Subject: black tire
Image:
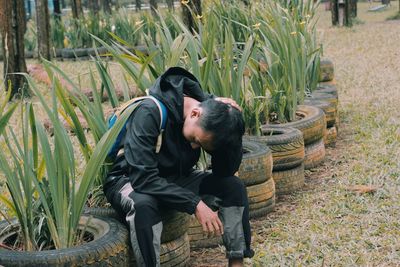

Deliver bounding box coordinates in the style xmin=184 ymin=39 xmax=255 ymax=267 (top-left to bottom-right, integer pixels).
xmin=188 ymin=217 xmax=223 ymax=248
xmin=247 ymin=178 xmax=275 ymax=219
xmin=304 ymin=98 xmax=337 ymax=128
xmin=262 ymin=105 xmax=326 ymax=146
xmin=239 ymin=139 xmax=273 ymax=186
xmin=319 ymin=59 xmax=334 ymax=82
xmin=316 ymin=84 xmax=338 ymax=97
xmin=311 ymin=92 xmax=338 ymax=108
xmin=255 ymin=127 xmax=305 ymax=171
xmin=0 ymin=215 xmax=130 ymax=267
xmin=84 ymin=207 xmax=189 ymax=244
xmin=249 ymin=197 xmax=275 ymax=219
xmin=159 ymin=234 xmax=190 ymax=267
xmin=273 ymin=163 xmax=305 ymax=195
xmin=304 ymin=138 xmax=326 ymax=170
xmin=325 ymin=126 xmax=337 ymax=147
xmin=129 ymin=233 xmax=190 ymax=267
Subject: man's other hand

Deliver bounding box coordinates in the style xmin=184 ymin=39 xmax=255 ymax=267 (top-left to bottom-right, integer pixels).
xmin=195 ymin=200 xmax=224 ymax=237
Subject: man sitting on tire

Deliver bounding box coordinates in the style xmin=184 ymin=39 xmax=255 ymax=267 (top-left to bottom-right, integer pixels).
xmin=104 ymin=67 xmax=253 ymax=267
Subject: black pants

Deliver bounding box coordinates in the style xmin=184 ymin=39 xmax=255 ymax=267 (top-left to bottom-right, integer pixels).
xmin=104 ymin=170 xmax=253 ymax=266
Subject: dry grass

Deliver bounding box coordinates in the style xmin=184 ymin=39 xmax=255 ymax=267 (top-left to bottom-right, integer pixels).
xmin=248 ymin=2 xmax=400 ymax=266
xmin=1 ymin=2 xmax=400 ymax=266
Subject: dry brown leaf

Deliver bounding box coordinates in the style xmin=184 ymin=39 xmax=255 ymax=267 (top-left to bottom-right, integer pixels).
xmin=345 ymin=185 xmax=379 ymax=194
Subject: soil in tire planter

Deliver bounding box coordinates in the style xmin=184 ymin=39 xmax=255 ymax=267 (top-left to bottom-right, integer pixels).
xmin=0 ymin=215 xmax=130 ymax=267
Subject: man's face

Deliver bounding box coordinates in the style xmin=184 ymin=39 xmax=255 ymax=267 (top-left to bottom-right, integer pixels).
xmin=182 ymin=107 xmax=214 ymax=152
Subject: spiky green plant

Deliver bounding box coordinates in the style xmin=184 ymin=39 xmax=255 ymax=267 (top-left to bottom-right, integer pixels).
xmin=0 ymin=75 xmax=139 ymax=250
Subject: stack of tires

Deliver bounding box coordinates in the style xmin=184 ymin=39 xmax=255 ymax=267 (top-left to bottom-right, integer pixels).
xmin=262 ymin=105 xmax=326 ymax=170
xmin=188 ymin=139 xmax=274 ymax=248
xmin=257 ymin=127 xmax=305 ymax=195
xmin=240 ymin=139 xmax=275 ymax=218
xmin=84 ymin=207 xmax=191 ymax=266
xmin=307 ymin=59 xmax=339 ymax=147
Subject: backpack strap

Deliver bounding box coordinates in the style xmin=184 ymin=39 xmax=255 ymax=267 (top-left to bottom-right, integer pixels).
xmin=107 ymin=96 xmax=168 ymax=158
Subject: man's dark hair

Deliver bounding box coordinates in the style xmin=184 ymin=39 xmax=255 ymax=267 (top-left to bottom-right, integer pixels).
xmin=199 ymin=99 xmax=245 ymax=150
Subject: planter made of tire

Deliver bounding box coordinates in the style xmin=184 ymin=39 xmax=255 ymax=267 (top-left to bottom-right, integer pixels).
xmin=324 ymin=125 xmax=337 ymax=147
xmin=241 ymin=139 xmax=275 ymax=218
xmin=304 ymin=139 xmax=326 ymax=169
xmin=188 ymin=216 xmax=223 ymax=249
xmin=304 ymin=98 xmax=337 ymax=128
xmin=319 ymin=59 xmax=334 ymax=82
xmin=316 ymin=84 xmax=338 ymax=97
xmin=262 ymin=105 xmax=326 ymax=170
xmin=262 ymin=105 xmax=326 ymax=146
xmin=311 ymin=92 xmax=338 ymax=109
xmin=62 ymin=48 xmax=89 ymax=59
xmin=256 ymin=127 xmax=305 ymax=172
xmin=272 ymin=163 xmax=305 ymax=195
xmin=239 ymin=139 xmax=273 ymax=186
xmin=0 ymin=215 xmax=130 ymax=267
xmin=84 ymin=207 xmax=189 ymax=244
xmin=247 ymin=178 xmax=275 ymax=218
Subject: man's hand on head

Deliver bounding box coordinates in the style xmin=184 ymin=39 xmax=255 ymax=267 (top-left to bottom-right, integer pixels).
xmin=195 ymin=200 xmax=224 ymax=237
xmin=214 ymin=97 xmax=242 ymax=112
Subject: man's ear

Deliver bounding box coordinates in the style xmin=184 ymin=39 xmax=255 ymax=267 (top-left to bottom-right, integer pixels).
xmin=190 ymin=107 xmax=202 ymax=119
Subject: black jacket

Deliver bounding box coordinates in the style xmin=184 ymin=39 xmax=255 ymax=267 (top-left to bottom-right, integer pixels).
xmin=108 ymin=67 xmax=243 ymax=215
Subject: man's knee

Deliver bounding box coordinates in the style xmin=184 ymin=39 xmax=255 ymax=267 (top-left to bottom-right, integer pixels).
xmin=222 ymin=176 xmax=247 ymax=207
xmin=129 ymin=192 xmax=161 ymax=226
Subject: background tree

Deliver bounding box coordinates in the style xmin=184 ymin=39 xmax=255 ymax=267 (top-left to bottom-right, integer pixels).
xmin=36 ymin=0 xmax=51 ymax=60
xmin=166 ymin=0 xmax=174 ymax=11
xmin=135 ymin=0 xmax=141 ymax=11
xmin=0 ymin=0 xmax=29 ymax=98
xmin=101 ymin=0 xmax=112 ymax=14
xmin=149 ymin=0 xmax=158 ymax=16
xmin=71 ymin=0 xmax=84 ymax=18
xmin=53 ymin=0 xmax=62 ymax=20
xmin=88 ymin=0 xmax=100 ymax=15
xmin=181 ymin=0 xmax=202 ymax=33
xmin=350 ymin=0 xmax=357 ymax=18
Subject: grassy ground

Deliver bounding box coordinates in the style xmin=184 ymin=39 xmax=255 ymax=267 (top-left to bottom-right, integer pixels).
xmin=252 ymin=2 xmax=400 ymax=266
xmin=1 ymin=2 xmax=400 ymax=266
xmin=191 ymin=2 xmax=400 ymax=266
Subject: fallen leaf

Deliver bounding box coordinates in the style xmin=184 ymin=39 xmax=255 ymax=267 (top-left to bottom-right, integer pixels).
xmin=345 ymin=185 xmax=379 ymax=194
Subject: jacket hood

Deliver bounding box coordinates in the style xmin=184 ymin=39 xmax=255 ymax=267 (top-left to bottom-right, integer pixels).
xmin=149 ymin=67 xmax=208 ymax=124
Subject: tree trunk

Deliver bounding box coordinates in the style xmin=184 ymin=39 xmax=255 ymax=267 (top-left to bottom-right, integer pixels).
xmin=71 ymin=0 xmax=84 ymax=19
xmin=181 ymin=0 xmax=202 ymax=33
xmin=166 ymin=0 xmax=174 ymax=11
xmin=350 ymin=0 xmax=357 ymax=18
xmin=101 ymin=0 xmax=112 ymax=14
xmin=149 ymin=0 xmax=158 ymax=16
xmin=0 ymin=0 xmax=29 ymax=98
xmin=331 ymin=0 xmax=338 ymax=26
xmin=36 ymin=0 xmax=51 ymax=60
xmin=135 ymin=0 xmax=141 ymax=11
xmin=53 ymin=0 xmax=62 ymax=20
xmin=88 ymin=0 xmax=100 ymax=15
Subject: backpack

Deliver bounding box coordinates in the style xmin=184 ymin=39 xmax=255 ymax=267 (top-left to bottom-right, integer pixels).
xmin=107 ymin=95 xmax=168 ymax=159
